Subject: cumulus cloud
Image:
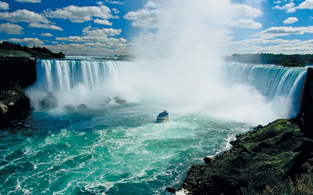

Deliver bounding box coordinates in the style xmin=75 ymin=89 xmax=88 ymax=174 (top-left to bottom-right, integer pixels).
xmin=40 ymin=33 xmax=53 ymax=37
xmin=112 ymin=8 xmax=119 ymax=14
xmin=230 ymin=19 xmax=262 ymax=29
xmin=144 ymin=1 xmax=158 ymax=8
xmin=82 ymin=26 xmax=121 ymax=36
xmin=272 ymin=2 xmax=296 ymax=13
xmin=124 ymin=9 xmax=159 ymax=28
xmin=254 ymin=26 xmax=313 ymax=39
xmin=15 ymin=0 xmax=41 ymax=3
xmin=228 ymin=38 xmax=313 ymax=54
xmin=283 ymin=17 xmax=298 ymax=24
xmin=94 ymin=19 xmax=112 ymax=25
xmin=234 ymin=4 xmax=263 ymax=18
xmin=44 ymin=5 xmax=116 ymax=23
xmin=0 ymin=9 xmax=49 ymax=23
xmin=55 ymin=26 xmax=126 ymax=46
xmin=298 ymin=0 xmax=313 ymax=9
xmin=274 ymin=1 xmax=282 ymax=3
xmin=28 ymin=23 xmax=63 ymax=31
xmin=0 ymin=23 xmax=23 ymax=34
xmin=0 ymin=1 xmax=9 ymax=10
xmin=104 ymin=0 xmax=124 ymax=5
xmin=9 ymin=38 xmax=43 ymax=46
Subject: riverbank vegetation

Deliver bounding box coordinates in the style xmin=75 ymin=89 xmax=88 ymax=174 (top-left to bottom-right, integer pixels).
xmin=0 ymin=41 xmax=65 ymax=58
xmin=225 ymin=53 xmax=312 ymax=67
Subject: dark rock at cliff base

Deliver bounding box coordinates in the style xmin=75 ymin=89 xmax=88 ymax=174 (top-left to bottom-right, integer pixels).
xmin=0 ymin=57 xmax=37 ymax=90
xmin=77 ymin=104 xmax=88 ymax=110
xmin=204 ymin=156 xmax=215 ymax=164
xmin=64 ymin=105 xmax=75 ymax=111
xmin=40 ymin=92 xmax=58 ymax=110
xmin=114 ymin=97 xmax=126 ymax=104
xmin=0 ymin=83 xmax=32 ymax=128
xmin=166 ymin=187 xmax=177 ymax=193
xmin=298 ymin=67 xmax=313 ymax=136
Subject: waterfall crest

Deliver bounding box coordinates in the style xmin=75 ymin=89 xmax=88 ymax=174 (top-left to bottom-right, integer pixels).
xmin=27 ymin=59 xmax=307 ymax=125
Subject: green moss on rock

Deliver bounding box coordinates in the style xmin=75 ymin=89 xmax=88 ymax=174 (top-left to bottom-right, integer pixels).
xmin=180 ymin=119 xmax=304 ymax=195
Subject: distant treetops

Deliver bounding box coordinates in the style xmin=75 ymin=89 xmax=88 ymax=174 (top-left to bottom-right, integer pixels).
xmin=0 ymin=41 xmax=65 ymax=59
xmin=225 ymin=53 xmax=313 ymax=67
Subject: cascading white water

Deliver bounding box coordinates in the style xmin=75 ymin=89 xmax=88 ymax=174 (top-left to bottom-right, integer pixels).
xmin=225 ymin=63 xmax=307 ymax=118
xmin=26 ymin=59 xmax=307 ymax=126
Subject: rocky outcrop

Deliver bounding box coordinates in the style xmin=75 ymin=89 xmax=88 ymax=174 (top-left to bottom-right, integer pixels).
xmin=39 ymin=92 xmax=58 ymax=110
xmin=0 ymin=57 xmax=37 ymax=128
xmin=298 ymin=67 xmax=313 ymax=135
xmin=0 ymin=57 xmax=37 ymax=89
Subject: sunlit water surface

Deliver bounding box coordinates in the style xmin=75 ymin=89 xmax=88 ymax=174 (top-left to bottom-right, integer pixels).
xmin=0 ymin=102 xmax=250 ymax=194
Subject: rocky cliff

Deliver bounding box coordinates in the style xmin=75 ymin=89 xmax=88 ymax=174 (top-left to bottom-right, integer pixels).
xmin=0 ymin=57 xmax=37 ymax=128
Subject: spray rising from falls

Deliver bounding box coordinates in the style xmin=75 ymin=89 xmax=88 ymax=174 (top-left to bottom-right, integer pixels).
xmin=27 ymin=59 xmax=307 ymax=125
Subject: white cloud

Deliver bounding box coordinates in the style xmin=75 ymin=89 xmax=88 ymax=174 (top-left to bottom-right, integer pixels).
xmin=254 ymin=26 xmax=313 ymax=39
xmin=52 ymin=41 xmax=58 ymax=44
xmin=0 ymin=23 xmax=23 ymax=34
xmin=112 ymin=8 xmax=119 ymax=14
xmin=94 ymin=19 xmax=112 ymax=25
xmin=124 ymin=9 xmax=159 ymax=28
xmin=96 ymin=1 xmax=103 ymax=5
xmin=0 ymin=1 xmax=9 ymax=10
xmin=28 ymin=23 xmax=63 ymax=31
xmin=274 ymin=1 xmax=282 ymax=3
xmin=0 ymin=9 xmax=49 ymax=23
xmin=82 ymin=26 xmax=121 ymax=36
xmin=272 ymin=2 xmax=296 ymax=13
xmin=104 ymin=0 xmax=124 ymax=5
xmin=298 ymin=0 xmax=313 ymax=9
xmin=44 ymin=5 xmax=116 ymax=23
xmin=9 ymin=38 xmax=43 ymax=46
xmin=230 ymin=19 xmax=262 ymax=29
xmin=40 ymin=33 xmax=53 ymax=37
xmin=228 ymin=38 xmax=313 ymax=54
xmin=283 ymin=17 xmax=298 ymax=24
xmin=234 ymin=4 xmax=263 ymax=18
xmin=55 ymin=26 xmax=125 ymax=45
xmin=144 ymin=1 xmax=158 ymax=8
xmin=15 ymin=0 xmax=41 ymax=3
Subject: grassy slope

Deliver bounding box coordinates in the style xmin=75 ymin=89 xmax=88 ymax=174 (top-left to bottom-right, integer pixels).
xmin=0 ymin=49 xmax=32 ymax=57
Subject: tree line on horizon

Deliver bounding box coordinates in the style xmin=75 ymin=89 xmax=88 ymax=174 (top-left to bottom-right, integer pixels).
xmin=225 ymin=53 xmax=313 ymax=67
xmin=0 ymin=41 xmax=65 ymax=59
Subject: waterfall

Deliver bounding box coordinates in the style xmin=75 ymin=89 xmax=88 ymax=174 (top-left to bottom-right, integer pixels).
xmin=225 ymin=63 xmax=307 ymax=117
xmin=33 ymin=59 xmax=138 ymax=92
xmin=27 ymin=59 xmax=308 ymax=125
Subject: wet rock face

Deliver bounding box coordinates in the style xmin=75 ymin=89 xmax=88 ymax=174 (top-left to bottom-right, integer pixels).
xmin=299 ymin=67 xmax=313 ymax=133
xmin=39 ymin=92 xmax=58 ymax=110
xmin=0 ymin=57 xmax=37 ymax=129
xmin=0 ymin=84 xmax=31 ymax=128
xmin=0 ymin=57 xmax=37 ymax=89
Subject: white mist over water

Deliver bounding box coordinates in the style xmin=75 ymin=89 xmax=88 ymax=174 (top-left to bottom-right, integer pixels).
xmin=127 ymin=0 xmax=292 ymax=125
xmin=26 ymin=0 xmax=306 ymax=126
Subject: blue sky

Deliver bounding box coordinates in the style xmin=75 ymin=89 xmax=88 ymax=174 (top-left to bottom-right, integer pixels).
xmin=0 ymin=0 xmax=313 ymax=56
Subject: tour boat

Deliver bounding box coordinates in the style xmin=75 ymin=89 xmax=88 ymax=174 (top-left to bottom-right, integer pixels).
xmin=157 ymin=111 xmax=169 ymax=123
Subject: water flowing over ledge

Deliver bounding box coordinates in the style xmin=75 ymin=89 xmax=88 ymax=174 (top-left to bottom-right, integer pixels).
xmin=27 ymin=59 xmax=307 ymax=125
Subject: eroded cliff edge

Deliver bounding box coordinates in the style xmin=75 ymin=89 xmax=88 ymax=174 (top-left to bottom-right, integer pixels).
xmin=0 ymin=57 xmax=37 ymax=128
xmin=168 ymin=68 xmax=313 ymax=195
